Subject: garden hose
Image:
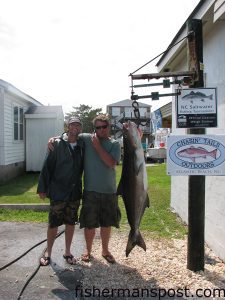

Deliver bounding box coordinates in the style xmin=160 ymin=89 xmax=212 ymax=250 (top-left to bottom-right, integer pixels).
xmin=0 ymin=229 xmax=65 ymax=299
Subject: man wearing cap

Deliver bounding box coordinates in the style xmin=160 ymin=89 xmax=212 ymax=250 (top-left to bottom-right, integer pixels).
xmin=37 ymin=117 xmax=84 ymax=266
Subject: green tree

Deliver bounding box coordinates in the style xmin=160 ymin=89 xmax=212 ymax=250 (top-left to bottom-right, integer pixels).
xmin=65 ymin=104 xmax=102 ymax=133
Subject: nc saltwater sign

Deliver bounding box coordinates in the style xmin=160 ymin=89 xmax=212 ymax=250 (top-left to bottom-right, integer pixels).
xmin=167 ymin=135 xmax=225 ymax=176
xmin=176 ymin=88 xmax=217 ymax=128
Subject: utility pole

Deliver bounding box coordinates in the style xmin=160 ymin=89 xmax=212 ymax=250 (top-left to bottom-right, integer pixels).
xmin=187 ymin=19 xmax=205 ymax=271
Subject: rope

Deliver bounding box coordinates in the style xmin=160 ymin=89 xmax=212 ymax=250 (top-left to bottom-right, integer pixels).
xmin=130 ymin=31 xmax=193 ymax=75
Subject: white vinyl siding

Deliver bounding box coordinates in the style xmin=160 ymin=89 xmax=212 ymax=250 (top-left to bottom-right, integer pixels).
xmin=25 ymin=113 xmax=64 ymax=171
xmin=3 ymin=95 xmax=29 ymax=165
xmin=0 ymin=88 xmax=4 ymax=164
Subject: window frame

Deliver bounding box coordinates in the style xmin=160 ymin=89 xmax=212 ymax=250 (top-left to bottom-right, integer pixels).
xmin=13 ymin=105 xmax=24 ymax=142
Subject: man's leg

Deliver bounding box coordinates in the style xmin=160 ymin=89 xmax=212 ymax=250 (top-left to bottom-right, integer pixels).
xmin=63 ymin=224 xmax=76 ymax=264
xmin=40 ymin=226 xmax=58 ymax=266
xmin=65 ymin=224 xmax=75 ymax=255
xmin=101 ymin=226 xmax=115 ymax=263
xmin=100 ymin=226 xmax=111 ymax=256
xmin=82 ymin=228 xmax=95 ymax=261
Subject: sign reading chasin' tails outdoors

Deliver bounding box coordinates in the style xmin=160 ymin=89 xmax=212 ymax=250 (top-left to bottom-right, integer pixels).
xmin=167 ymin=135 xmax=225 ymax=176
xmin=176 ymin=88 xmax=217 ymax=128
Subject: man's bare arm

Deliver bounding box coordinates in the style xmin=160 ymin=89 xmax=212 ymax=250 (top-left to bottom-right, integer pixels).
xmin=92 ymin=134 xmax=117 ymax=168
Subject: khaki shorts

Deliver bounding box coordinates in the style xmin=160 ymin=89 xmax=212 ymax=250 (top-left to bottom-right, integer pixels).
xmin=79 ymin=191 xmax=121 ymax=229
xmin=49 ymin=200 xmax=80 ymax=228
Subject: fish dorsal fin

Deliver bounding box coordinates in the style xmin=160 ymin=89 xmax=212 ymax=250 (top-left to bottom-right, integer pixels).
xmin=145 ymin=194 xmax=150 ymax=208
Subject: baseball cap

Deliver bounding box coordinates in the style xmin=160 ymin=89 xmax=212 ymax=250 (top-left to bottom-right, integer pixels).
xmin=68 ymin=117 xmax=82 ymax=125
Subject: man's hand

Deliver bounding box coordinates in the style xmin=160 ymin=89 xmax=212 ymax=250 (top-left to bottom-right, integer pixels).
xmin=38 ymin=192 xmax=47 ymax=199
xmin=47 ymin=137 xmax=55 ymax=151
xmin=91 ymin=133 xmax=101 ymax=150
xmin=91 ymin=133 xmax=117 ymax=168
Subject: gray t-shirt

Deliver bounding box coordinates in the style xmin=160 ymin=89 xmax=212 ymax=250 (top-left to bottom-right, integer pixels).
xmin=79 ymin=133 xmax=121 ymax=194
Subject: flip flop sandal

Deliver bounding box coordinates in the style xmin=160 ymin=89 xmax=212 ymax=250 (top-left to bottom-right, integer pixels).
xmin=40 ymin=255 xmax=51 ymax=266
xmin=81 ymin=253 xmax=92 ymax=262
xmin=63 ymin=255 xmax=76 ymax=265
xmin=102 ymin=254 xmax=116 ymax=264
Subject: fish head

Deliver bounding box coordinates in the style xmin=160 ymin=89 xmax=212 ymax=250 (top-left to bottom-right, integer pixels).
xmin=123 ymin=121 xmax=141 ymax=149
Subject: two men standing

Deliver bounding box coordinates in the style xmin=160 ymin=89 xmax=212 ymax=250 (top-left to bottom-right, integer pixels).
xmin=37 ymin=115 xmax=121 ymax=266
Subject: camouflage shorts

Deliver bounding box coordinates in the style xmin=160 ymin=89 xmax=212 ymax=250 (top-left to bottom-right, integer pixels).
xmin=49 ymin=200 xmax=80 ymax=228
xmin=79 ymin=191 xmax=121 ymax=229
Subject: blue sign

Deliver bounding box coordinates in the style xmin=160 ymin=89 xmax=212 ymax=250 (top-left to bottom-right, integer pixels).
xmin=151 ymin=109 xmax=162 ymax=131
xmin=167 ymin=135 xmax=225 ymax=176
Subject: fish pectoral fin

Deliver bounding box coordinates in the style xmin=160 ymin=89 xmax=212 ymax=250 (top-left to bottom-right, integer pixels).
xmin=146 ymin=194 xmax=150 ymax=208
xmin=134 ymin=161 xmax=142 ymax=175
xmin=126 ymin=230 xmax=146 ymax=257
xmin=116 ymin=180 xmax=123 ymax=195
xmin=134 ymin=153 xmax=144 ymax=175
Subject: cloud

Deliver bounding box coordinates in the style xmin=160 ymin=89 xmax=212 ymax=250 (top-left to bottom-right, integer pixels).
xmin=0 ymin=17 xmax=16 ymax=50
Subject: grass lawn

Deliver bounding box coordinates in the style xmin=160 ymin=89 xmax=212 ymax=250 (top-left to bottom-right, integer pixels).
xmin=0 ymin=164 xmax=187 ymax=238
xmin=0 ymin=172 xmax=40 ymax=203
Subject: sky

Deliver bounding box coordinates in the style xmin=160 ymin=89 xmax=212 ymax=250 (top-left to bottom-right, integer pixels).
xmin=0 ymin=0 xmax=200 ymax=115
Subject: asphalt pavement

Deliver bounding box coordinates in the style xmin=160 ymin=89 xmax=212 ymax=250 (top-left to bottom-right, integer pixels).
xmin=0 ymin=221 xmax=85 ymax=300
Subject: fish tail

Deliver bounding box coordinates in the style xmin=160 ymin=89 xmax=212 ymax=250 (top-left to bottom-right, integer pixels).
xmin=126 ymin=230 xmax=146 ymax=257
xmin=210 ymin=149 xmax=217 ymax=159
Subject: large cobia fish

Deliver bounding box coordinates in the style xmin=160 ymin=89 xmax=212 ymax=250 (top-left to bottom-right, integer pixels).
xmin=117 ymin=121 xmax=150 ymax=257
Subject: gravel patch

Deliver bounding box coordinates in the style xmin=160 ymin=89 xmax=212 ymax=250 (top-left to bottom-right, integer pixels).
xmin=74 ymin=229 xmax=225 ymax=299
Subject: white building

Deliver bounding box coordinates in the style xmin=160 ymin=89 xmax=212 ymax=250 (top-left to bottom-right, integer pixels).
xmin=157 ymin=0 xmax=225 ymax=261
xmin=0 ymin=79 xmax=64 ymax=183
xmin=25 ymin=106 xmax=64 ymax=172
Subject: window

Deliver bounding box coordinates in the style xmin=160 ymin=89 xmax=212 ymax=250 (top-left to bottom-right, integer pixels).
xmin=111 ymin=107 xmax=120 ymax=116
xmin=139 ymin=107 xmax=147 ymax=117
xmin=14 ymin=106 xmax=24 ymax=141
xmin=125 ymin=107 xmax=133 ymax=117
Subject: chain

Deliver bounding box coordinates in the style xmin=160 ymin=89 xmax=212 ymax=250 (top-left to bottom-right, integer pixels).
xmin=132 ymin=99 xmax=150 ymax=128
xmin=132 ymin=100 xmax=141 ymax=127
xmin=130 ymin=77 xmax=150 ymax=128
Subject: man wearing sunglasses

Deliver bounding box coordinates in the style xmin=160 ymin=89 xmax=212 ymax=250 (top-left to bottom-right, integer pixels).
xmin=47 ymin=114 xmax=121 ymax=264
xmin=79 ymin=114 xmax=121 ymax=264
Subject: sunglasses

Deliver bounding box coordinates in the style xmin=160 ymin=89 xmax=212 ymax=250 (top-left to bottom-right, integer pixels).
xmin=95 ymin=125 xmax=108 ymax=130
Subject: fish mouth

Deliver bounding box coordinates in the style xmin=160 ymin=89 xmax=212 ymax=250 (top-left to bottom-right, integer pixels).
xmin=123 ymin=120 xmax=136 ymax=131
xmin=123 ymin=123 xmax=129 ymax=130
xmin=123 ymin=120 xmax=131 ymax=130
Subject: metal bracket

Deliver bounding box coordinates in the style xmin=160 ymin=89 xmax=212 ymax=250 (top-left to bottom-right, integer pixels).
xmin=131 ymin=70 xmax=195 ymax=80
xmin=131 ymin=91 xmax=181 ymax=101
